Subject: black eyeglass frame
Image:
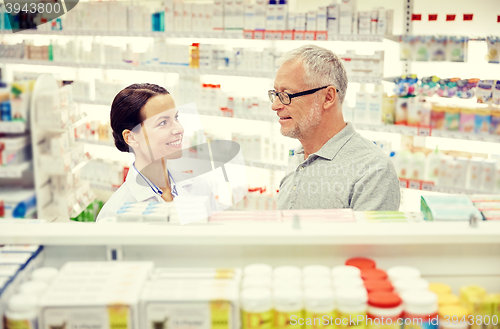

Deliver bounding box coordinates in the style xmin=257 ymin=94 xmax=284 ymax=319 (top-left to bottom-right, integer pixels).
xmin=268 ymin=85 xmax=339 ymax=105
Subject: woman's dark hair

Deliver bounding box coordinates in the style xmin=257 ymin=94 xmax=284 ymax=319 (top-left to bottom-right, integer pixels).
xmin=110 ymin=83 xmax=169 ymax=152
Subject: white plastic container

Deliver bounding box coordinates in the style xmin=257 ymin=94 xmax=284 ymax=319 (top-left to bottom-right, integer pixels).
xmin=393 ymin=278 xmax=429 ymax=293
xmin=273 ymin=266 xmax=302 ymax=278
xmin=336 ymin=288 xmax=368 ymax=327
xmin=304 ymin=289 xmax=336 ymax=325
xmin=367 ymin=292 xmax=403 ymax=329
xmin=18 ymin=280 xmax=49 ymax=297
xmin=425 ymin=147 xmax=441 ymax=183
xmin=453 ymin=157 xmax=469 ymax=189
xmin=5 ymin=294 xmax=39 ymax=329
xmin=481 ymin=159 xmax=497 ymax=192
xmin=302 ymin=265 xmax=330 ymax=278
xmin=244 ymin=263 xmax=273 ymax=277
xmin=333 ymin=277 xmax=364 ymax=291
xmin=466 ymin=157 xmax=483 ymax=190
xmin=303 ymin=276 xmax=332 ymax=290
xmin=410 ymin=152 xmax=427 ymax=181
xmin=241 ymin=276 xmax=272 ymax=290
xmin=401 ymin=291 xmax=439 ymax=329
xmin=273 ymin=288 xmax=303 ymax=326
xmin=387 ymin=266 xmax=421 ymax=282
xmin=241 ymin=288 xmax=273 ymax=329
xmin=273 ymin=276 xmax=302 ymax=291
xmin=331 ymin=265 xmax=361 ymax=279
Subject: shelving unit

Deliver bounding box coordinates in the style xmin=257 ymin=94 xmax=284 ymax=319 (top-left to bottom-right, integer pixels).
xmin=0 ymin=121 xmax=28 ymax=133
xmin=0 ymin=161 xmax=32 ymax=178
xmin=30 ymin=74 xmax=95 ymax=222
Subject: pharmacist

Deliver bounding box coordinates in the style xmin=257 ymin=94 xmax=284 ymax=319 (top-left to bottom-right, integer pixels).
xmin=96 ymin=83 xmax=217 ymax=222
xmin=271 ymin=45 xmax=400 ymax=211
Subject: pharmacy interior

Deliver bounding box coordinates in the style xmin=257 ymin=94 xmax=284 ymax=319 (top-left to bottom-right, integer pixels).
xmin=0 ymin=0 xmax=500 ymax=328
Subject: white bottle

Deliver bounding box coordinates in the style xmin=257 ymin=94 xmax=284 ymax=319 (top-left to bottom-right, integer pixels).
xmin=18 ymin=280 xmax=49 ymax=297
xmin=302 ymin=265 xmax=331 ymax=278
xmin=437 ymin=155 xmax=452 ymax=187
xmin=327 ymin=1 xmax=339 ymax=37
xmin=400 ymin=291 xmax=438 ymax=328
xmin=393 ymin=278 xmax=429 ymax=294
xmin=5 ymin=294 xmax=38 ymax=329
xmin=331 ymin=265 xmax=361 ymax=279
xmin=368 ymin=84 xmax=383 ymax=125
xmin=467 ymin=157 xmax=484 ymax=190
xmin=410 ymin=152 xmax=426 ymax=181
xmin=354 ymin=84 xmax=369 ymax=124
xmin=333 ymin=277 xmax=364 ymax=291
xmin=241 ymin=288 xmax=273 ymax=328
xmin=453 ymin=157 xmax=469 ymax=189
xmin=305 ymin=289 xmax=335 ymax=320
xmin=303 ymin=276 xmax=332 ymax=290
xmin=273 ymin=289 xmax=303 ymax=323
xmin=481 ymin=159 xmax=497 ymax=192
xmin=273 ymin=265 xmax=302 ymax=278
xmin=425 ymin=147 xmax=441 ymax=183
xmin=241 ymin=276 xmax=273 ymax=290
xmin=336 ymin=288 xmax=368 ymax=323
xmin=244 ymin=263 xmax=273 ymax=277
xmin=387 ymin=266 xmax=421 ymax=282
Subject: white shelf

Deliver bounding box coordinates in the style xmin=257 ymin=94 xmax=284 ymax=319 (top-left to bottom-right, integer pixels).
xmin=0 ymin=121 xmax=28 ymax=133
xmin=0 ymin=161 xmax=31 ymax=178
xmin=0 ymin=220 xmax=499 ymax=245
xmin=1 ymin=59 xmax=382 ymax=83
xmin=0 ymin=29 xmax=395 ymax=42
xmin=353 ymin=123 xmax=500 ymax=143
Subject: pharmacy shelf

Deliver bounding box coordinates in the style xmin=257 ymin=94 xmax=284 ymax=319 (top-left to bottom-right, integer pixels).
xmin=353 ymin=123 xmax=500 ymax=143
xmin=0 ymin=29 xmax=395 ymax=42
xmin=89 ymin=181 xmax=120 ymax=192
xmin=0 ymin=220 xmax=499 ymax=245
xmin=0 ymin=121 xmax=28 ymax=133
xmin=75 ymin=138 xmax=114 ymax=147
xmin=0 ymin=161 xmax=31 ymax=178
xmin=399 ymin=179 xmax=495 ymax=195
xmin=1 ymin=59 xmax=382 ymax=83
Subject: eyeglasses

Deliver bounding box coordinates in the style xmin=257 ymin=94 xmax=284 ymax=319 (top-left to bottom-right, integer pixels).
xmin=268 ymin=85 xmax=339 ymax=105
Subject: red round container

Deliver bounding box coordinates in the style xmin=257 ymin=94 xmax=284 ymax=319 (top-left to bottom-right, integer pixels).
xmin=364 ymin=280 xmax=394 ymax=293
xmin=361 ymin=268 xmax=388 ymax=281
xmin=345 ymin=257 xmax=376 ymax=270
xmin=368 ymin=292 xmax=402 ymax=308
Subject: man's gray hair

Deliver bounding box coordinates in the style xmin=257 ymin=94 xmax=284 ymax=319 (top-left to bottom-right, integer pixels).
xmin=276 ymin=45 xmax=348 ymax=105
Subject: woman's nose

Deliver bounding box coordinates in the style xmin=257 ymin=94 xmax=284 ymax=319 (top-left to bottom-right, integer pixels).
xmin=172 ymin=122 xmax=184 ymax=135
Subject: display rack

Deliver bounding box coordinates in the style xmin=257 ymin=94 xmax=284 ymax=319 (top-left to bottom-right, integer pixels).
xmin=29 ymin=74 xmax=95 ymax=222
xmin=1 ymin=220 xmax=499 ymax=291
xmin=0 ymin=29 xmax=396 ymax=42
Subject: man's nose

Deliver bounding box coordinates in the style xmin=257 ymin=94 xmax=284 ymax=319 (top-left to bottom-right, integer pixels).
xmin=271 ymin=97 xmax=284 ymax=111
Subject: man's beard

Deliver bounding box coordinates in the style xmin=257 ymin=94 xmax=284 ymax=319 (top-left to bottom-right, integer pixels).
xmin=280 ymin=104 xmax=322 ymax=139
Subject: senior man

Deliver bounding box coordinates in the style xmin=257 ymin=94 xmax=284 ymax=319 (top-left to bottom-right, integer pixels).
xmin=270 ymin=45 xmax=400 ymax=211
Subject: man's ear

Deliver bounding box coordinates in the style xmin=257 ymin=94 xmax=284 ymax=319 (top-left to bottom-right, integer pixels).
xmin=323 ymin=86 xmax=337 ymax=110
xmin=122 ymin=129 xmax=138 ymax=148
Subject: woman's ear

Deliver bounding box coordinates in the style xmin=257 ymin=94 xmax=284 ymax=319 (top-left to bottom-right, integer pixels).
xmin=122 ymin=129 xmax=138 ymax=149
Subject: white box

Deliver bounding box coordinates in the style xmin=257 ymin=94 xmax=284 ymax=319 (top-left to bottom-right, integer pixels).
xmin=234 ymin=0 xmax=245 ymax=29
xmin=358 ymin=11 xmax=371 ymax=35
xmin=173 ymin=2 xmax=183 ymax=32
xmin=317 ymin=7 xmax=327 ymax=31
xmin=164 ymin=0 xmax=174 ymax=32
xmin=306 ymin=10 xmax=317 ymax=31
xmin=266 ymin=4 xmax=276 ymax=30
xmin=287 ymin=12 xmax=295 ymax=30
xmin=339 ymin=0 xmax=354 ymax=35
xmin=295 ymin=12 xmax=306 ymax=31
xmin=182 ymin=3 xmax=192 ymax=32
xmin=254 ymin=0 xmax=267 ymax=30
xmin=213 ymin=0 xmax=224 ymax=31
xmin=327 ymin=3 xmax=339 ymax=36
xmin=224 ymin=0 xmax=234 ymax=29
xmin=275 ymin=3 xmax=287 ymax=30
xmin=377 ymin=8 xmax=386 ymax=35
xmin=244 ymin=4 xmax=255 ymax=30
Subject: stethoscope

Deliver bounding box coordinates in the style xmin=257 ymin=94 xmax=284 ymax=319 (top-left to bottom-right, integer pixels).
xmin=133 ymin=163 xmax=178 ymax=198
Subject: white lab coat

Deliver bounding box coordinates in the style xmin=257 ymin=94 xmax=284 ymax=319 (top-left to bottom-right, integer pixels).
xmin=96 ymin=164 xmax=218 ymax=222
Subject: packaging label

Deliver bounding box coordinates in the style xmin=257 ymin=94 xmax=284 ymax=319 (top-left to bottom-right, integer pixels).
xmin=5 ymin=318 xmax=37 ymax=329
xmin=108 ymin=305 xmax=130 ymax=329
xmin=211 ymin=301 xmax=231 ymax=329
xmin=337 ymin=311 xmax=366 ymax=329
xmin=304 ymin=310 xmax=336 ymax=329
xmin=274 ymin=310 xmax=304 ymax=329
xmin=242 ymin=310 xmax=272 ymax=329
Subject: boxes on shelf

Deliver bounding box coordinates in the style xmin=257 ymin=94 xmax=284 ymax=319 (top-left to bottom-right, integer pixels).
xmin=39 ymin=261 xmax=154 ymax=329
xmin=0 ymin=188 xmax=36 ymax=219
xmin=0 ymin=134 xmax=31 ymax=166
xmin=420 ymin=194 xmax=482 ymax=221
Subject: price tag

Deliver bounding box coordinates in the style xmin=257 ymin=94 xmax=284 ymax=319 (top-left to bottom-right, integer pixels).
xmin=264 ymin=31 xmax=274 ymax=40
xmin=418 ymin=126 xmax=431 ymax=136
xmin=446 ymin=14 xmax=456 ymax=21
xmin=428 ymin=14 xmax=438 ymax=21
xmin=316 ymin=31 xmax=327 ymax=41
xmin=293 ymin=31 xmax=305 ymax=40
xmin=243 ymin=30 xmax=254 ymax=39
xmin=399 ymin=179 xmax=409 ymax=189
xmin=463 ymin=14 xmax=473 ymax=21
xmin=408 ymin=180 xmax=421 ymax=190
xmin=283 ymin=31 xmax=293 ymax=40
xmin=254 ymin=31 xmax=264 ymax=39
xmin=305 ymin=31 xmax=316 ymax=40
xmin=421 ymin=181 xmax=435 ymax=191
xmin=412 ymin=14 xmax=422 ymax=21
